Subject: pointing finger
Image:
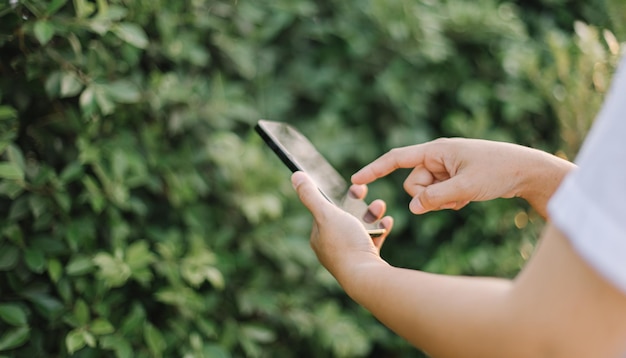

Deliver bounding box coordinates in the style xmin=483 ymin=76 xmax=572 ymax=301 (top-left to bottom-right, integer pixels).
xmin=352 ymin=145 xmax=429 ymax=185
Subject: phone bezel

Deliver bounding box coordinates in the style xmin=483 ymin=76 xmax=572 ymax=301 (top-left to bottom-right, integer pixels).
xmin=255 ymin=120 xmax=385 ymax=238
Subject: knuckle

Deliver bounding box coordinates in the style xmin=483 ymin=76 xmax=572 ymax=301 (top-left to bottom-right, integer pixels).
xmin=431 ymin=137 xmax=452 ymax=146
xmin=419 ymin=189 xmax=438 ymax=210
xmin=403 ymin=178 xmax=416 ymax=196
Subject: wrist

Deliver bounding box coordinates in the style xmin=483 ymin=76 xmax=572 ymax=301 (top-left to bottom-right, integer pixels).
xmin=518 ymin=149 xmax=576 ymax=217
xmin=336 ymin=254 xmax=391 ymax=301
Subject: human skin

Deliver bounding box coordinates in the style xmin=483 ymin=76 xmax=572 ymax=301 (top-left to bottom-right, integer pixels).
xmin=291 ymin=138 xmax=626 ymax=357
xmin=351 ymin=138 xmax=577 ymax=218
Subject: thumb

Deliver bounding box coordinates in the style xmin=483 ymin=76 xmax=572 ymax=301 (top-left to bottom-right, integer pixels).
xmin=291 ymin=171 xmax=331 ymax=218
xmin=410 ymin=176 xmax=471 ymax=214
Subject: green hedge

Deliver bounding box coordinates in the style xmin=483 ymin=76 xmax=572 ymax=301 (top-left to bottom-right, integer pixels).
xmin=0 ymin=0 xmax=621 ymax=356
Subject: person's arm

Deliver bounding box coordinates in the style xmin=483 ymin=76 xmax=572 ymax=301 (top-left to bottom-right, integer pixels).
xmin=292 ymin=171 xmax=626 ymax=357
xmin=345 ymin=225 xmax=626 ymax=358
xmin=351 ymin=138 xmax=575 ymax=218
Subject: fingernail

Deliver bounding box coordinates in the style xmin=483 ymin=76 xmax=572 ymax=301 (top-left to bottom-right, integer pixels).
xmin=364 ymin=210 xmax=377 ymax=223
xmin=291 ymin=172 xmax=303 ymax=189
xmin=409 ymin=198 xmax=425 ymax=214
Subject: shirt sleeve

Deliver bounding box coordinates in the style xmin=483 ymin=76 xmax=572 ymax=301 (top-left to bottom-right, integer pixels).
xmin=547 ymin=55 xmax=626 ymax=295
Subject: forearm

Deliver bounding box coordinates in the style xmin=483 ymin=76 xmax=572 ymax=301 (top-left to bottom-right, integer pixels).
xmin=342 ymin=261 xmax=525 ymax=358
xmin=338 ymin=226 xmax=626 ymax=358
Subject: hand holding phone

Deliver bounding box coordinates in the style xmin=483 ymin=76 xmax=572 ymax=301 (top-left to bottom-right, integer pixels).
xmin=255 ymin=120 xmax=385 ymax=237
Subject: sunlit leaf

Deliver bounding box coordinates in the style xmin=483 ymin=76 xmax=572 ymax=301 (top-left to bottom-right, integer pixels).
xmin=66 ymin=255 xmax=95 ymax=276
xmin=90 ymin=318 xmax=115 ymax=335
xmin=47 ymin=259 xmax=63 ymax=283
xmin=113 ymin=23 xmax=148 ymax=49
xmin=60 ymin=72 xmax=83 ymax=98
xmin=101 ymin=80 xmax=141 ymax=103
xmin=0 ymin=106 xmax=17 ymax=121
xmin=93 ymin=253 xmax=131 ymax=287
xmin=65 ymin=329 xmax=86 ymax=355
xmin=33 ymin=20 xmax=55 ymax=45
xmin=0 ymin=163 xmax=23 ymax=181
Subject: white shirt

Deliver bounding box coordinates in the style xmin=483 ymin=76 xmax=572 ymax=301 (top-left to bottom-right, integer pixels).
xmin=548 ymin=55 xmax=626 ymax=295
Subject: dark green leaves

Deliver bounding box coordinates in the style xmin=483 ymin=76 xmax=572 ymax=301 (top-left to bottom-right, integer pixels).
xmin=0 ymin=0 xmax=619 ymax=357
xmin=0 ymin=304 xmax=27 ymax=326
xmin=0 ymin=304 xmax=29 ymax=352
xmin=0 ymin=326 xmax=30 ymax=351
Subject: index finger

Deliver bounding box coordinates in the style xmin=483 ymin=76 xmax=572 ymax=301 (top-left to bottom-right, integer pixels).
xmin=351 ymin=145 xmax=428 ymax=185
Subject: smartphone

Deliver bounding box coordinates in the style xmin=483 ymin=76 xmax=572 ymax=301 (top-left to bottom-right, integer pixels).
xmin=255 ymin=119 xmax=385 ymax=238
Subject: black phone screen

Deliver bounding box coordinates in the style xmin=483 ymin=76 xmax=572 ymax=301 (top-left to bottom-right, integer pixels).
xmin=255 ymin=120 xmax=385 ymax=237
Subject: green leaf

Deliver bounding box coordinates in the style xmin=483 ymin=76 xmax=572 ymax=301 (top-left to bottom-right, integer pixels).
xmin=0 ymin=245 xmax=19 ymax=271
xmin=125 ymin=241 xmax=155 ymax=271
xmin=144 ymin=323 xmax=165 ymax=357
xmin=0 ymin=163 xmax=23 ymax=181
xmin=73 ymin=0 xmax=95 ymax=18
xmin=100 ymin=335 xmax=132 ymax=358
xmin=7 ymin=144 xmax=25 ymax=172
xmin=23 ymin=293 xmax=64 ymax=319
xmin=113 ymin=23 xmax=148 ymax=49
xmin=203 ymin=345 xmax=231 ymax=358
xmin=102 ymin=80 xmax=141 ymax=103
xmin=82 ymin=175 xmax=106 ymax=212
xmin=93 ymin=86 xmax=115 ymax=115
xmin=89 ymin=318 xmax=115 ymax=335
xmin=95 ymin=5 xmax=127 ymax=22
xmin=79 ymin=85 xmax=97 ymax=117
xmin=54 ymin=191 xmax=71 ymax=213
xmin=28 ymin=195 xmax=47 ymax=219
xmin=46 ymin=0 xmax=69 ymax=16
xmin=2 ymin=225 xmax=23 ymax=246
xmin=74 ymin=299 xmax=90 ymax=326
xmin=33 ymin=20 xmax=55 ymax=45
xmin=60 ymin=162 xmax=84 ymax=182
xmin=44 ymin=71 xmax=62 ymax=98
xmin=241 ymin=324 xmax=275 ymax=344
xmin=93 ymin=253 xmax=131 ymax=287
xmin=0 ymin=181 xmax=24 ymax=199
xmin=0 ymin=106 xmax=17 ymax=121
xmin=95 ymin=0 xmax=108 ymax=15
xmin=60 ymin=72 xmax=83 ymax=98
xmin=65 ymin=329 xmax=86 ymax=355
xmin=24 ymin=248 xmax=46 ymax=273
xmin=83 ymin=330 xmax=96 ymax=347
xmin=32 ymin=237 xmax=66 ymax=255
xmin=0 ymin=304 xmax=27 ymax=326
xmin=8 ymin=197 xmax=28 ymax=221
xmin=66 ymin=255 xmax=95 ymax=276
xmin=0 ymin=326 xmax=29 ymax=351
xmin=205 ymin=266 xmax=225 ymax=290
xmin=48 ymin=259 xmax=63 ymax=283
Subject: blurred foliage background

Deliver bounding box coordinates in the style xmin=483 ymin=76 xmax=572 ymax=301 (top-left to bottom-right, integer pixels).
xmin=0 ymin=0 xmax=623 ymax=357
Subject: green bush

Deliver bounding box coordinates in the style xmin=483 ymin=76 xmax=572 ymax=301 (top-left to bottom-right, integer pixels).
xmin=0 ymin=0 xmax=621 ymax=357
